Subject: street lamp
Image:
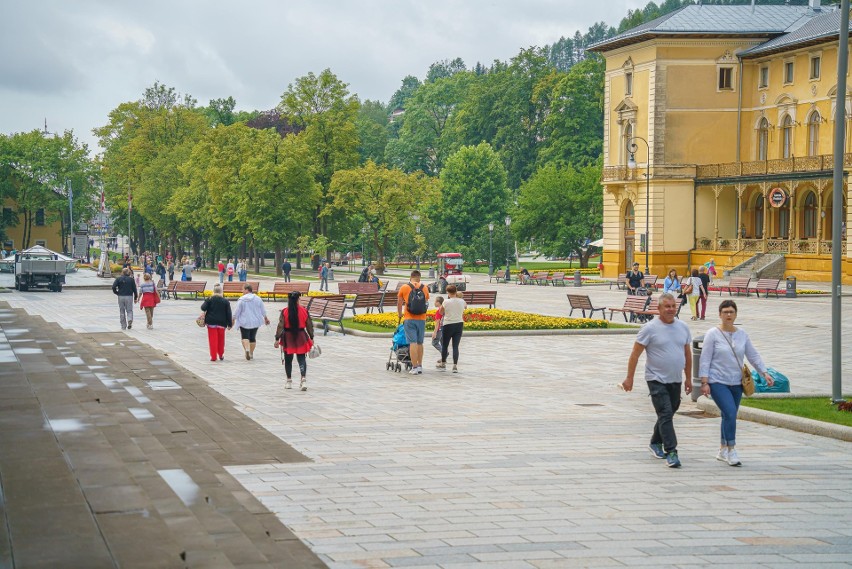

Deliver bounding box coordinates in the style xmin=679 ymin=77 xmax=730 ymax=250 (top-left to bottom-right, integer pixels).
xmin=504 ymin=216 xmax=511 ymax=281
xmin=488 ymin=222 xmax=494 ymax=276
xmin=415 ymin=224 xmax=421 ymax=271
xmin=627 ymin=136 xmax=650 ymax=275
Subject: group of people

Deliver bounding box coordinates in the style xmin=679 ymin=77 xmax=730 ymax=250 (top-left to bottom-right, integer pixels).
xmin=217 ymin=258 xmax=249 ymax=283
xmin=629 ymin=260 xmax=717 ymax=321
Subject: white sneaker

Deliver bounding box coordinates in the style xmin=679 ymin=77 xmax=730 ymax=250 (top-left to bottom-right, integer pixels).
xmin=409 ymin=367 xmax=419 ymax=375
xmin=285 ymin=379 xmax=292 ymax=389
xmin=436 ymin=362 xmax=446 ymax=369
xmin=716 ymin=448 xmax=728 ymax=462
xmin=727 ymin=448 xmax=742 ymax=467
xmin=415 ymin=367 xmax=423 ymax=375
xmin=300 ymin=377 xmax=307 ymax=391
xmin=452 ymin=365 xmax=458 ymax=373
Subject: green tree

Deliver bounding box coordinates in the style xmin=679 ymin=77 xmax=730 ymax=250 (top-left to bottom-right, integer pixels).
xmin=356 ymin=100 xmax=389 ymax=164
xmin=512 ymin=162 xmax=603 ymax=267
xmin=327 ymin=161 xmax=440 ymax=272
xmin=388 ymin=75 xmax=421 ymax=110
xmin=438 ymin=143 xmax=509 ymax=246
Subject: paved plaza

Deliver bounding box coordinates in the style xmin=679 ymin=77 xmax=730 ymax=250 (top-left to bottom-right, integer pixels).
xmin=1 ymin=271 xmax=852 ymax=568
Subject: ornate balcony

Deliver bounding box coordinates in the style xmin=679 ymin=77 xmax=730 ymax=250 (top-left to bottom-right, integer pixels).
xmin=696 ymin=153 xmax=852 ymax=181
xmin=694 ymin=238 xmax=847 ymax=256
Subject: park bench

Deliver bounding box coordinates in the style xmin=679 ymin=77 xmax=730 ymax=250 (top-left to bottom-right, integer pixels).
xmin=644 ymin=275 xmax=659 ymax=290
xmin=634 ymin=297 xmax=660 ymax=323
xmin=307 ymin=298 xmax=347 ymax=335
xmin=718 ymin=277 xmax=751 ymax=297
xmin=608 ymin=295 xmax=650 ymax=322
xmin=566 ymin=294 xmax=606 ymax=319
xmin=488 ymin=272 xmax=508 ymax=284
xmin=750 ymin=278 xmax=782 ymax=299
xmin=348 ymin=292 xmax=386 ymax=315
xmin=546 ymin=272 xmax=567 ymax=286
xmin=381 ymin=290 xmax=400 ymax=311
xmin=610 ymin=273 xmax=627 ymax=290
xmin=169 ymin=281 xmax=207 ymax=300
xmin=338 ymin=282 xmax=379 ymax=295
xmin=460 ymin=290 xmax=497 ymax=308
xmin=530 ymin=271 xmax=549 ymax=285
xmin=270 ymin=281 xmax=310 ymax=301
xmin=222 ymin=281 xmax=260 ymax=296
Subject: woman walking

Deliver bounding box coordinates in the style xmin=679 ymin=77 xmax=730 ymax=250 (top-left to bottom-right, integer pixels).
xmin=686 ymin=268 xmax=704 ymax=320
xmin=698 ymin=300 xmax=773 ymax=466
xmin=200 ymin=284 xmax=232 ymax=362
xmin=437 ymin=285 xmax=466 ymax=373
xmin=138 ymin=272 xmax=160 ymax=329
xmin=275 ymin=292 xmax=314 ymax=391
xmin=237 ymin=258 xmax=248 ymax=282
xmin=233 ymin=284 xmax=269 ymax=360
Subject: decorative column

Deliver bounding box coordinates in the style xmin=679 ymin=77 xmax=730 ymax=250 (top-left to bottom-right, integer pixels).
xmin=713 ymin=185 xmax=722 ymax=249
xmin=761 ymin=182 xmax=769 ymax=253
xmin=736 ymin=184 xmax=745 ymax=249
xmin=788 ymin=182 xmax=796 ymax=254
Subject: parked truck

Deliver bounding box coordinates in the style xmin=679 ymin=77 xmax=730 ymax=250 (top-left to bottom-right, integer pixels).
xmin=14 ymin=245 xmax=68 ymax=292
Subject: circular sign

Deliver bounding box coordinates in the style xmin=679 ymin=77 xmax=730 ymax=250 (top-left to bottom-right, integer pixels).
xmin=768 ymin=187 xmax=788 ymax=208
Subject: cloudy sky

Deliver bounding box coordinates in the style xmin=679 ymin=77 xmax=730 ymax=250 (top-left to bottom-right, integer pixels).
xmin=1 ymin=0 xmax=648 ymax=153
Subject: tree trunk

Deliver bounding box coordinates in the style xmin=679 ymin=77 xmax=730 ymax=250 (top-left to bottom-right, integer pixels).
xmin=23 ymin=211 xmax=32 ymax=249
xmin=274 ymin=245 xmax=283 ymax=277
xmin=375 ymin=232 xmax=386 ymax=274
xmin=296 ymin=250 xmax=302 ymax=270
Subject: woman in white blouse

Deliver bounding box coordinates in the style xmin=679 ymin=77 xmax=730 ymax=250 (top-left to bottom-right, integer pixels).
xmin=437 ymin=285 xmax=467 ymax=373
xmin=698 ymin=300 xmax=773 ymax=466
xmin=686 ymin=268 xmax=704 ymax=320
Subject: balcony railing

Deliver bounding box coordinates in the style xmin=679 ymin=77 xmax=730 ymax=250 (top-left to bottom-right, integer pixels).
xmin=695 ymin=238 xmax=847 ymax=256
xmin=696 ymin=154 xmax=852 ymax=180
xmin=602 ymin=164 xmax=697 ymax=182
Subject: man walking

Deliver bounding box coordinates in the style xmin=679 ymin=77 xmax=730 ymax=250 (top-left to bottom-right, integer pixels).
xmin=622 ymin=293 xmax=692 ymax=468
xmin=111 ymin=268 xmax=138 ymax=330
xmin=397 ymin=270 xmax=430 ymax=375
xmin=319 ymin=262 xmax=329 ymax=291
xmin=282 ymin=259 xmax=292 ymax=282
xmin=626 ymin=262 xmax=645 ymax=295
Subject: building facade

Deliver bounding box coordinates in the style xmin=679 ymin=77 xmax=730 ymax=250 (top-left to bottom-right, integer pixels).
xmin=589 ymin=1 xmax=852 ymax=283
xmin=2 ymin=198 xmax=65 ymax=254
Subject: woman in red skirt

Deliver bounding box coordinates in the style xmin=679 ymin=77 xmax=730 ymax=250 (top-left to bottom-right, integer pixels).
xmin=275 ymin=291 xmax=314 ymax=391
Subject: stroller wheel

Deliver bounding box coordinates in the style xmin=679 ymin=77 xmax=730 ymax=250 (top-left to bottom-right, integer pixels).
xmin=386 ymin=362 xmax=391 ymax=370
xmin=395 ymin=363 xmax=402 ymax=372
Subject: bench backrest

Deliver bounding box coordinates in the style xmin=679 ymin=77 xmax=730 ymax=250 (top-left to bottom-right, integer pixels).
xmin=338 ymin=282 xmax=379 ymax=294
xmin=461 ymin=290 xmax=497 ymax=305
xmin=644 ymin=275 xmax=659 ymax=286
xmin=729 ymin=277 xmax=750 ymax=287
xmin=567 ymin=294 xmax=593 ymax=309
xmin=616 ymin=273 xmax=627 ymax=283
xmin=352 ymin=292 xmax=385 ymax=307
xmin=322 ymin=301 xmax=346 ymax=320
xmin=623 ymin=296 xmax=650 ymax=311
xmin=174 ymin=281 xmax=206 ymax=292
xmin=531 ymin=272 xmax=548 ymax=279
xmin=755 ymin=278 xmax=780 ymax=288
xmin=222 ymin=281 xmax=260 ymax=294
xmin=272 ymin=281 xmax=310 ymax=293
xmin=307 ymin=298 xmax=328 ymax=319
xmin=645 ymin=298 xmax=659 ymax=312
xmin=550 ymin=272 xmax=565 ymax=280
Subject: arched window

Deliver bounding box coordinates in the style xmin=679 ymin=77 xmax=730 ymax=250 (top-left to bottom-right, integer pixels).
xmin=758 ymin=118 xmax=769 ymax=160
xmin=781 ymin=115 xmax=793 ymax=159
xmin=755 ymin=194 xmax=764 ymax=237
xmin=625 ymin=201 xmax=635 ymax=230
xmin=807 ymin=112 xmax=820 ymax=156
xmin=803 ymin=192 xmax=817 ymax=238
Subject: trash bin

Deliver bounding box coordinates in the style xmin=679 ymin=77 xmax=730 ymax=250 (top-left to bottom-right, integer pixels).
xmin=691 ymin=335 xmax=704 ymax=402
xmin=574 ymin=270 xmax=582 ymax=287
xmin=785 ymin=276 xmax=796 ymax=298
xmin=428 ymin=267 xmax=435 ymax=279
xmin=329 ymin=268 xmax=335 ymax=281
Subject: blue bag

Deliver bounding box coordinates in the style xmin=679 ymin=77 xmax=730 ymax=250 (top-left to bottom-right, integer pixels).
xmin=752 ymin=367 xmax=790 ymax=393
xmin=392 ymin=324 xmax=409 ymax=350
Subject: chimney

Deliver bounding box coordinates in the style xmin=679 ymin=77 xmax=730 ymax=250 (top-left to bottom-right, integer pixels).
xmin=809 ymin=0 xmax=821 ymax=10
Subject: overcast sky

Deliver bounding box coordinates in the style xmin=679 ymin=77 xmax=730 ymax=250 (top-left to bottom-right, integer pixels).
xmin=0 ymin=0 xmax=648 ymax=153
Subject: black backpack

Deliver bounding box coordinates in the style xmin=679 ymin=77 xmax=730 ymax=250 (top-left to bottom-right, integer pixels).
xmin=406 ymin=282 xmax=427 ymax=315
xmin=358 ymin=267 xmax=370 ymax=282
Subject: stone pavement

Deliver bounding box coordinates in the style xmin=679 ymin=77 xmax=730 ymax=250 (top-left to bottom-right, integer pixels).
xmin=1 ymin=283 xmax=851 ymax=568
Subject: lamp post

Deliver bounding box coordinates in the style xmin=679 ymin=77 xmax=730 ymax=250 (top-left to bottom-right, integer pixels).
xmin=415 ymin=224 xmax=421 ymax=271
xmin=504 ymin=216 xmax=511 ymax=280
xmin=488 ymin=222 xmax=494 ymax=276
xmin=627 ymin=136 xmax=650 ymax=275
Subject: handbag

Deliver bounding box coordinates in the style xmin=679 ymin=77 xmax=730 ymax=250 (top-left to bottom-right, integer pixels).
xmin=195 ymin=314 xmax=206 ymax=328
xmin=682 ymin=283 xmax=693 ymax=295
xmin=720 ymin=327 xmax=754 ymax=396
xmin=308 ymin=342 xmax=322 ymax=359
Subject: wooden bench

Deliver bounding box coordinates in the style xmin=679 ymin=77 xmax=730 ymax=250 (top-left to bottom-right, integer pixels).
xmin=567 ymin=294 xmax=606 ymax=319
xmin=460 ymin=290 xmax=497 ymax=308
xmin=270 ymin=281 xmax=310 ymax=301
xmin=306 ymin=298 xmax=347 ymax=335
xmin=338 ymin=282 xmax=379 ymax=295
xmin=610 ymin=273 xmax=627 ymax=290
xmin=488 ymin=272 xmax=508 ymax=283
xmin=547 ymin=272 xmax=567 ymax=286
xmin=718 ymin=277 xmax=751 ymax=297
xmin=608 ymin=295 xmax=650 ymax=322
xmin=750 ymin=278 xmax=782 ymax=299
xmin=530 ymin=271 xmax=549 ymax=285
xmin=382 ymin=290 xmax=400 ymax=311
xmin=169 ymin=281 xmax=207 ymax=300
xmin=644 ymin=275 xmax=659 ymax=291
xmin=348 ymin=292 xmax=386 ymax=315
xmin=222 ymin=281 xmax=260 ymax=296
xmin=634 ymin=297 xmax=659 ymax=323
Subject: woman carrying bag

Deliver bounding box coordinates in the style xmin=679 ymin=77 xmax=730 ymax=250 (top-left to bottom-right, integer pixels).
xmin=200 ymin=284 xmax=233 ymax=361
xmin=138 ymin=272 xmax=161 ymax=329
xmin=274 ymin=291 xmax=314 ymax=391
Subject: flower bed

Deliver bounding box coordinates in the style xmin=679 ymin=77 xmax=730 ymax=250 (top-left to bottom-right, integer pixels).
xmin=353 ymin=308 xmax=608 ymax=331
xmin=199 ymin=290 xmax=335 ymax=300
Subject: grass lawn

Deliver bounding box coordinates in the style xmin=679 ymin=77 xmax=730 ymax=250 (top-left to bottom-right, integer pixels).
xmin=740 ymin=397 xmax=852 ymax=428
xmin=342 ymin=318 xmax=395 ymax=333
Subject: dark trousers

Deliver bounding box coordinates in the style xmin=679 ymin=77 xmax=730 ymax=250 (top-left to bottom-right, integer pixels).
xmin=284 ymin=272 xmax=291 ymax=283
xmin=284 ymin=353 xmax=306 ymax=378
xmin=647 ymin=381 xmax=681 ymax=453
xmin=699 ymin=294 xmax=708 ymax=319
xmin=441 ymin=322 xmax=464 ymax=364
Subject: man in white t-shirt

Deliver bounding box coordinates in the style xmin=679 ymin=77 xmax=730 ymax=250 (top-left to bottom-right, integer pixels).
xmin=622 ymin=293 xmax=692 ymax=468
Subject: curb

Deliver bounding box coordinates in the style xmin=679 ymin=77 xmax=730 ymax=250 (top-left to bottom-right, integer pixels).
xmin=340 ymin=327 xmax=640 ymax=339
xmin=696 ymin=397 xmax=852 ymax=443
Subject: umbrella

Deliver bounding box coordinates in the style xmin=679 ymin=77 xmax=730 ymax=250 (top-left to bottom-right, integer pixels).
xmin=589 ymin=238 xmax=605 ymax=247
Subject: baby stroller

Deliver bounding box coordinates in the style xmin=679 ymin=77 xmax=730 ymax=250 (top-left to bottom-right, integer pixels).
xmin=387 ymin=323 xmax=412 ymax=372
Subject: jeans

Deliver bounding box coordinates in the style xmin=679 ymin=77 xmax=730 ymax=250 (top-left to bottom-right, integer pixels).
xmin=219 ymin=272 xmax=224 ymax=283
xmin=709 ymin=383 xmax=743 ymax=447
xmin=239 ymin=270 xmax=247 ymax=282
xmin=117 ymin=295 xmax=134 ymax=328
xmin=699 ymin=294 xmax=707 ymax=319
xmin=441 ymin=322 xmax=464 ymax=364
xmin=647 ymin=380 xmax=681 ymax=453
xmin=284 ymin=353 xmax=306 ymax=378
xmin=320 ymin=276 xmax=328 ymax=291
xmin=284 ymin=272 xmax=291 ymax=282
xmin=228 ymin=274 xmax=233 ymax=282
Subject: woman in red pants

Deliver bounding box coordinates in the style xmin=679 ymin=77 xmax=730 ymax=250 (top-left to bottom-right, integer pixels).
xmin=200 ymin=284 xmax=232 ymax=361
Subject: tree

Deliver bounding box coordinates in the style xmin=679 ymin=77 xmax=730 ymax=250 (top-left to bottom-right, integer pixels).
xmin=426 ymin=57 xmax=466 ymax=83
xmin=356 ymin=100 xmax=390 ymax=164
xmin=327 ymin=161 xmax=440 ymax=272
xmin=512 ymin=162 xmax=603 ymax=267
xmin=438 ymin=143 xmax=509 ymax=246
xmin=388 ymin=75 xmax=421 ymax=110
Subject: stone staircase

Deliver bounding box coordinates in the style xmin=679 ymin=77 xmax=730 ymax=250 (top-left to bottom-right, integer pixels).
xmin=727 ymin=253 xmax=786 ymax=280
xmin=0 ymin=302 xmax=326 ymax=569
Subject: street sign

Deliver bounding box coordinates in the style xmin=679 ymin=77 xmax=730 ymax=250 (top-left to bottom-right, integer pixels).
xmin=769 ymin=187 xmax=788 ymax=208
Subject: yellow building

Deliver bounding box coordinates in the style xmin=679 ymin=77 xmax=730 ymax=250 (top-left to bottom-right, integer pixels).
xmin=2 ymin=198 xmax=66 ymax=254
xmin=589 ymin=1 xmax=851 ymax=283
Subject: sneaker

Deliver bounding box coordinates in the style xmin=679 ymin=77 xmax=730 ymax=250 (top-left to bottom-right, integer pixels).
xmin=452 ymin=365 xmax=458 ymax=373
xmin=245 ymin=350 xmax=251 ymax=361
xmin=409 ymin=367 xmax=419 ymax=375
xmin=666 ymin=451 xmax=681 ymax=468
xmin=127 ymin=322 xmax=132 ymax=329
xmin=436 ymin=362 xmax=446 ymax=369
xmin=147 ymin=324 xmax=153 ymax=330
xmin=300 ymin=378 xmax=307 ymax=391
xmin=415 ymin=367 xmax=423 ymax=375
xmin=649 ymin=443 xmax=666 ymax=459
xmin=727 ymin=449 xmax=742 ymax=467
xmin=219 ymin=356 xmax=224 ymax=361
xmin=716 ymin=448 xmax=729 ymax=462
xmin=285 ymin=379 xmax=292 ymax=389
